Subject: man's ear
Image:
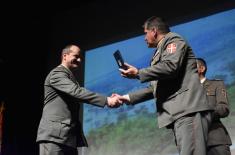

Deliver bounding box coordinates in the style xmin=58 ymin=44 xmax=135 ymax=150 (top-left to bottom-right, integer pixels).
xmin=62 ymin=53 xmax=67 ymax=61
xmin=152 ymin=27 xmax=157 ymax=34
xmin=152 ymin=27 xmax=158 ymax=37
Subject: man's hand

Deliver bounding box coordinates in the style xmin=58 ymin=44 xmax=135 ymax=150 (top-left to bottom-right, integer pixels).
xmin=119 ymin=63 xmax=139 ymax=79
xmin=107 ymin=95 xmax=123 ymax=108
xmin=112 ymin=93 xmax=131 ymax=104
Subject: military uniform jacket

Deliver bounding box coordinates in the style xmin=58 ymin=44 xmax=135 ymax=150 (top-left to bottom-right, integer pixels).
xmin=203 ymin=79 xmax=232 ymax=146
xmin=36 ymin=65 xmax=107 ymax=148
xmin=129 ymin=32 xmax=213 ymax=128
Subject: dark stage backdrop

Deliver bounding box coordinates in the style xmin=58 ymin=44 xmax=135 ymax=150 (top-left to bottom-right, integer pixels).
xmin=83 ymin=8 xmax=235 ymax=155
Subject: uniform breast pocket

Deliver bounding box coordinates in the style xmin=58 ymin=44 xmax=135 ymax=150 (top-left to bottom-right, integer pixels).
xmin=206 ymin=90 xmax=216 ymax=107
xmin=206 ymin=90 xmax=215 ymax=96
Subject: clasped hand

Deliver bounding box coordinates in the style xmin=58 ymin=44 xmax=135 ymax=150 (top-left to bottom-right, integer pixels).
xmin=107 ymin=93 xmax=130 ymax=108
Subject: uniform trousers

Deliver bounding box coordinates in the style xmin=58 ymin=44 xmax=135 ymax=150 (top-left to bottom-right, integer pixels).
xmin=172 ymin=111 xmax=212 ymax=155
xmin=39 ymin=142 xmax=78 ymax=155
xmin=208 ymin=144 xmax=231 ymax=155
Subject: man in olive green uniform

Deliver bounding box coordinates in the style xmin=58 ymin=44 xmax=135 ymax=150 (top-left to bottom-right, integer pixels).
xmin=118 ymin=17 xmax=213 ymax=155
xmin=196 ymin=58 xmax=232 ymax=155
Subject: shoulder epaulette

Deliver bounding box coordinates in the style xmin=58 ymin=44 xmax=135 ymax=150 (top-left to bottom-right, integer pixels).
xmin=210 ymin=79 xmax=222 ymax=81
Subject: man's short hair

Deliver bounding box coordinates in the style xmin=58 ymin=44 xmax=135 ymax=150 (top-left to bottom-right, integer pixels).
xmin=143 ymin=16 xmax=170 ymax=34
xmin=62 ymin=45 xmax=74 ymax=55
xmin=61 ymin=45 xmax=78 ymax=61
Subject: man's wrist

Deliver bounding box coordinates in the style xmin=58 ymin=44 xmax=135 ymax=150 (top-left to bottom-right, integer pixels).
xmin=123 ymin=94 xmax=131 ymax=104
xmin=106 ymin=97 xmax=110 ymax=105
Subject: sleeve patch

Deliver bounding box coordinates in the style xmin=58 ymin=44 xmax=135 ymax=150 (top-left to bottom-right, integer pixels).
xmin=166 ymin=43 xmax=177 ymax=54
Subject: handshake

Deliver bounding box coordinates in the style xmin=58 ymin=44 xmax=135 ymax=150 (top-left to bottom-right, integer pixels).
xmin=106 ymin=94 xmax=130 ymax=108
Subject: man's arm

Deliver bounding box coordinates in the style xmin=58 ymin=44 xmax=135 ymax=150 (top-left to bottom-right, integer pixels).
xmin=214 ymin=80 xmax=230 ymax=119
xmin=114 ymin=86 xmax=154 ymax=105
xmin=120 ymin=39 xmax=187 ymax=83
xmin=49 ymin=69 xmax=107 ymax=107
xmin=138 ymin=40 xmax=187 ymax=83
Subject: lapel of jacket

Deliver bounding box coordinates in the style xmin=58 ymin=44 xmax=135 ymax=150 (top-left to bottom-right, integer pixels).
xmin=150 ymin=49 xmax=160 ymax=65
xmin=150 ymin=34 xmax=168 ymax=66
